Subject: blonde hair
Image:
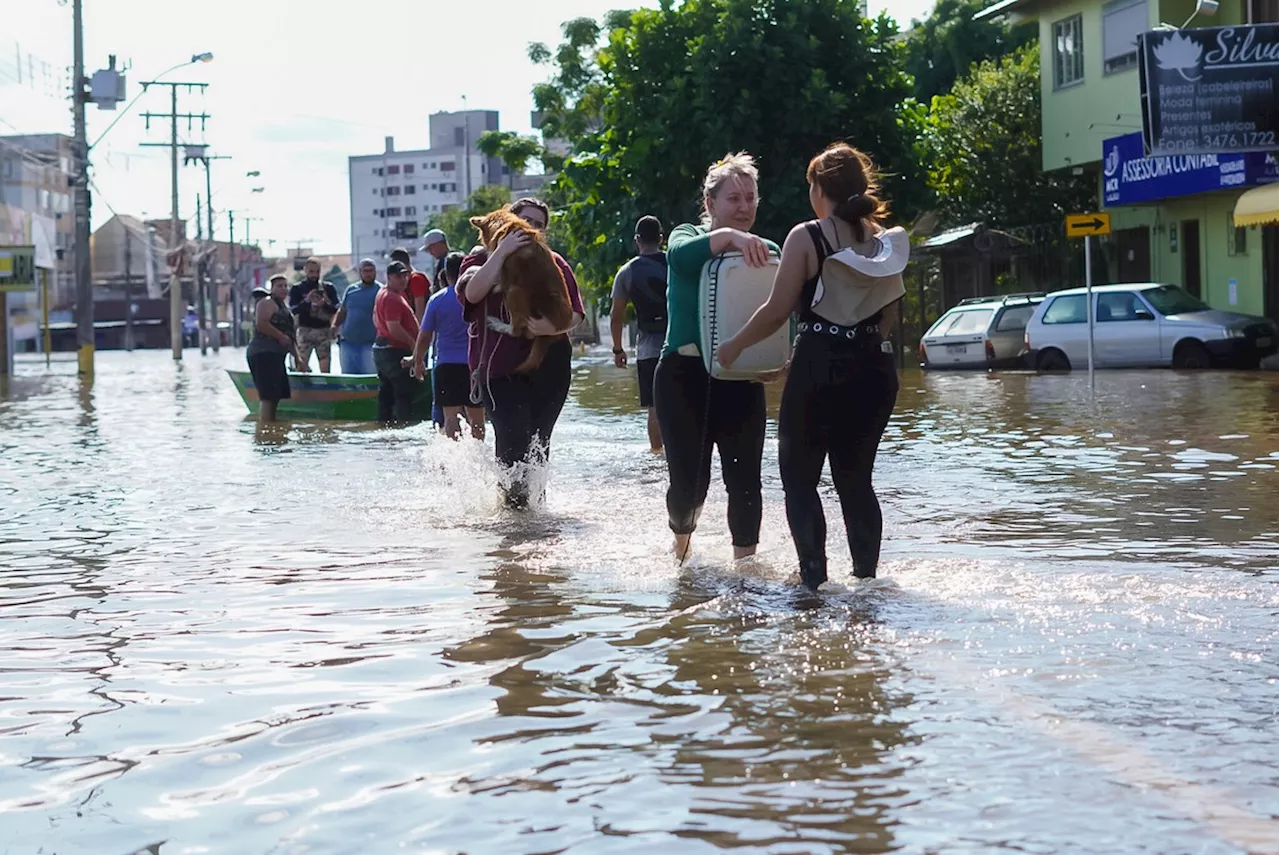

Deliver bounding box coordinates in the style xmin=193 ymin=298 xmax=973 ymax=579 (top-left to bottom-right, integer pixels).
xmin=701 ymin=152 xmax=759 ymax=225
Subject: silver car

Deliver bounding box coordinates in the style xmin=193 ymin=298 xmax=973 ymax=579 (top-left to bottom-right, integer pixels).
xmin=919 ymin=293 xmax=1044 ymax=370
xmin=1023 ymin=283 xmax=1278 ymax=370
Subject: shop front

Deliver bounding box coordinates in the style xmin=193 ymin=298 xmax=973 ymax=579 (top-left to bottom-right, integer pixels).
xmin=1101 ymin=131 xmax=1278 ymax=319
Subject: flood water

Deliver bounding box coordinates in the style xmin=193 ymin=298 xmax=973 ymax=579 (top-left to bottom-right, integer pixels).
xmin=1 ymin=349 xmax=1276 ymax=854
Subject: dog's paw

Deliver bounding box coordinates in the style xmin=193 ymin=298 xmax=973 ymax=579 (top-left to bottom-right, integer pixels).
xmin=486 ymin=317 xmax=515 ymax=335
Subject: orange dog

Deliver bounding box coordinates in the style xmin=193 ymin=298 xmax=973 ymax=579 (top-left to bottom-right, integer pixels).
xmin=469 ymin=207 xmax=574 ymax=373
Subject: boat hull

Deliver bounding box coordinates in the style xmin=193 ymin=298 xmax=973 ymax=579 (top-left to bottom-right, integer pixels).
xmin=227 ymin=368 xmax=434 ymax=421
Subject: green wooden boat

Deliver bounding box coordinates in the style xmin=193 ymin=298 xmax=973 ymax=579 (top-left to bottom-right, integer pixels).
xmin=227 ymin=368 xmax=434 ymax=421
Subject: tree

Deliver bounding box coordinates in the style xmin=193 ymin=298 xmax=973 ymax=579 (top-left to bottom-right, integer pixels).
xmin=530 ymin=0 xmax=924 ymax=302
xmin=423 ymin=184 xmax=513 ymax=253
xmin=476 ymin=131 xmax=550 ymax=184
xmin=903 ymin=0 xmax=1034 ymax=105
xmin=926 ymin=43 xmax=1095 ymax=229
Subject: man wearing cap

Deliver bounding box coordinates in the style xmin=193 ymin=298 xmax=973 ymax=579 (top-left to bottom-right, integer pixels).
xmin=391 ymin=247 xmax=432 ymax=324
xmin=610 ymin=215 xmax=668 ymax=453
xmin=420 ymin=228 xmax=449 ymax=293
xmin=330 ymin=259 xmax=381 ymax=375
xmin=372 ymin=260 xmax=421 ymax=424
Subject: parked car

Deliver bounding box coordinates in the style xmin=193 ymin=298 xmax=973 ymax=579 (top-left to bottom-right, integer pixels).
xmin=919 ymin=293 xmax=1045 ymax=370
xmin=1023 ymin=283 xmax=1278 ymax=371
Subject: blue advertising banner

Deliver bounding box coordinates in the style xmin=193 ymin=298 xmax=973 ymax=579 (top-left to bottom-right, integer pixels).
xmin=1103 ymin=132 xmax=1278 ymax=207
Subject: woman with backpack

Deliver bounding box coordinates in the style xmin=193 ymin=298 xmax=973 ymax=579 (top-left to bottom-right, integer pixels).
xmin=717 ymin=143 xmax=907 ymax=590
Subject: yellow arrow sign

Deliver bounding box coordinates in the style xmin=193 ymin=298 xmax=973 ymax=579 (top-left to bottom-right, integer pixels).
xmin=1065 ymin=213 xmax=1111 ymax=238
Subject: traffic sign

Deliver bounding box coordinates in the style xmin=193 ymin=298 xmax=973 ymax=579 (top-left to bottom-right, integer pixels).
xmin=1065 ymin=213 xmax=1111 ymax=239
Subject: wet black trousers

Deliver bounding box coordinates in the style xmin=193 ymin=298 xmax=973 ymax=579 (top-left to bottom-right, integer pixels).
xmin=373 ymin=346 xmax=416 ymax=424
xmin=778 ymin=333 xmax=898 ymax=586
xmin=654 ymin=354 xmax=765 ymax=547
xmin=484 ymin=336 xmax=573 ymax=507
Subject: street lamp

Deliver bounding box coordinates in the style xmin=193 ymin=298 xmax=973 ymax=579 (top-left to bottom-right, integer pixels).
xmin=89 ymin=51 xmax=214 ymax=150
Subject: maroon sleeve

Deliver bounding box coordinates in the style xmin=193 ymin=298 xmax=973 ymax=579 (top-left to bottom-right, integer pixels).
xmin=554 ymin=253 xmax=585 ymax=315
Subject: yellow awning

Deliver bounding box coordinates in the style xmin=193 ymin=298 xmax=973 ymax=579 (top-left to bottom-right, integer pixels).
xmin=1234 ymin=184 xmax=1279 ymax=228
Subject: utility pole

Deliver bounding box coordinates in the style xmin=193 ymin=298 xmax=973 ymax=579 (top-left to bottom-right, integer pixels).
xmin=139 ymin=81 xmax=209 ymax=360
xmin=72 ymin=0 xmax=93 ymax=379
xmin=124 ymin=226 xmax=133 ymax=351
xmin=195 ymin=192 xmax=206 ymax=354
xmin=193 ymin=151 xmax=230 ymax=354
xmin=228 ymin=210 xmax=238 ymax=347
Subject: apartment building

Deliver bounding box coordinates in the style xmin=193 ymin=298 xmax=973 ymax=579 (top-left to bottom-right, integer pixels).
xmin=348 ymin=110 xmax=504 ymax=262
xmin=0 ymin=133 xmax=75 ymax=309
xmin=978 ymin=0 xmax=1279 ymax=318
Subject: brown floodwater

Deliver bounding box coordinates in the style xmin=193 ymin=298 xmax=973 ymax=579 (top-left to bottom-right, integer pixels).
xmin=0 ymin=349 xmax=1276 ymax=854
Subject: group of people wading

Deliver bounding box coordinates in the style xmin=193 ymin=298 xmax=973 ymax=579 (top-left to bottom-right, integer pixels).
xmin=249 ymin=143 xmax=900 ymax=591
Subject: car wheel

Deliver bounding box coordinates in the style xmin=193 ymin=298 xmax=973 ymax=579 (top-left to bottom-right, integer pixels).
xmin=1037 ymin=349 xmax=1070 ymax=372
xmin=1173 ymin=341 xmax=1211 ymax=370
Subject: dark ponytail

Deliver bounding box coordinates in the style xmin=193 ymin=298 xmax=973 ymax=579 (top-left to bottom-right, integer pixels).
xmin=806 ymin=144 xmax=889 ymax=243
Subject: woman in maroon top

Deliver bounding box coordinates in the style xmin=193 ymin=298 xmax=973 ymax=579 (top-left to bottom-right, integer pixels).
xmin=459 ymin=198 xmax=585 ymax=509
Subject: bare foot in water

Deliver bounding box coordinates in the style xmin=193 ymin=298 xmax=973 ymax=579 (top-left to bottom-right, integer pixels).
xmin=674 ymin=534 xmax=692 ymax=564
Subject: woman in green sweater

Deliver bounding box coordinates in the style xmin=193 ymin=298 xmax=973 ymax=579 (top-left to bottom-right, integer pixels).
xmin=655 ymin=152 xmax=780 ymax=563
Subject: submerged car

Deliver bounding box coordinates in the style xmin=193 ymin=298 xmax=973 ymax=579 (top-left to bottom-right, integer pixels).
xmin=919 ymin=293 xmax=1044 ymax=370
xmin=1023 ymin=283 xmax=1277 ymax=371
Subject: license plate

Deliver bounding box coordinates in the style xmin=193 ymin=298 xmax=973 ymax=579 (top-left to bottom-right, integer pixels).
xmin=945 ymin=344 xmax=968 ymax=355
xmin=1258 ymin=336 xmax=1273 ymax=348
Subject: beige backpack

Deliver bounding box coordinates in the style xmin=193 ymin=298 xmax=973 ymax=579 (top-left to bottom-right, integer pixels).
xmin=809 ymin=224 xmax=909 ymax=329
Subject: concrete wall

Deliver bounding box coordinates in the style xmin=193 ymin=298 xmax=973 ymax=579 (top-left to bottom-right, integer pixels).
xmin=1107 ymin=192 xmax=1270 ymax=316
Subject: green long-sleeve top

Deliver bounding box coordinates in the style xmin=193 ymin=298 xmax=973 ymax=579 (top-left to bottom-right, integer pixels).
xmin=664 ymin=223 xmax=781 ymax=357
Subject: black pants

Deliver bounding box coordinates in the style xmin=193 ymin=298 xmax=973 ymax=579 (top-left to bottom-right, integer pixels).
xmin=373 ymin=346 xmax=415 ymax=424
xmin=484 ymin=336 xmax=573 ymax=507
xmin=654 ymin=354 xmax=765 ymax=547
xmin=778 ymin=333 xmax=898 ymax=585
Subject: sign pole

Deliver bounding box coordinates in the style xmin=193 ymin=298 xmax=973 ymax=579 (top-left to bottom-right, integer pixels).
xmin=0 ymin=290 xmax=9 ymax=382
xmin=1085 ymin=234 xmax=1095 ymax=387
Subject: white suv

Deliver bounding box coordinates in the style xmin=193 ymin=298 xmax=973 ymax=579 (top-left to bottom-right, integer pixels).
xmin=1023 ymin=283 xmax=1277 ymax=370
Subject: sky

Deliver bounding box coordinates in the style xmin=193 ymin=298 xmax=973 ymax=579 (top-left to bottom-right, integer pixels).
xmin=4 ymin=0 xmax=937 ymax=256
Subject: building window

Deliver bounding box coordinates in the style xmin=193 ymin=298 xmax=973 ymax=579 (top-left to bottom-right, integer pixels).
xmin=388 ymin=164 xmax=400 ymax=175
xmin=454 ymin=128 xmax=465 ymax=146
xmin=1053 ymin=14 xmax=1085 ymax=89
xmin=387 ymin=207 xmax=401 ymax=216
xmin=1102 ymin=0 xmax=1145 ymax=75
xmin=404 ymin=184 xmax=415 ymax=195
xmin=404 ymin=164 xmax=415 ymax=175
xmin=386 ymin=186 xmax=400 ymax=196
xmin=373 ymin=188 xmax=379 ymax=195
xmin=1228 ymin=216 xmax=1248 ymax=256
xmin=430 ymin=183 xmax=438 ymax=190
xmin=440 ymin=161 xmax=455 ymax=172
xmin=373 ymin=167 xmax=381 ymax=175
xmin=430 ymin=162 xmax=436 ymax=169
xmin=406 ymin=206 xmax=416 ymax=216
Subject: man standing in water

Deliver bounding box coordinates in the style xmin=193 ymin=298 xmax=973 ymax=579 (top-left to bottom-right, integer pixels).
xmin=330 ymin=259 xmax=381 ymax=374
xmin=373 ymin=261 xmax=420 ymax=424
xmin=289 ymin=258 xmax=340 ymax=373
xmin=610 ymin=216 xmax=668 ymax=453
xmin=392 ymin=247 xmax=432 ymax=323
xmin=419 ymin=228 xmax=450 ymax=293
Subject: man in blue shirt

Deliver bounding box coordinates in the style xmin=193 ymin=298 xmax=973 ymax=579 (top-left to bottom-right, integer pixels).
xmin=330 ymin=258 xmax=381 ymax=375
xmin=411 ymin=251 xmax=484 ymax=439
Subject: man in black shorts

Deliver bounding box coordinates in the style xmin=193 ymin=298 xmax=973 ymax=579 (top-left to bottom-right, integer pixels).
xmin=412 ymin=252 xmax=485 ymax=440
xmin=610 ymin=216 xmax=668 ymax=452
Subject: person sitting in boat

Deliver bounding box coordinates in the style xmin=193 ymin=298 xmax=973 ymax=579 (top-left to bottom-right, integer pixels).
xmin=246 ymin=274 xmax=306 ymax=424
xmin=655 ymin=152 xmax=779 ymax=563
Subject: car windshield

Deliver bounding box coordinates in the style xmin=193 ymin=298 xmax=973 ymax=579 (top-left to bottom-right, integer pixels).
xmin=1141 ymin=284 xmax=1210 ymax=315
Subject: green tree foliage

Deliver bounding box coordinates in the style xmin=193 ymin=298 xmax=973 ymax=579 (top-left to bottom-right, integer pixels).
xmin=926 ymin=43 xmax=1095 ymax=228
xmin=476 ymin=131 xmax=551 ymax=180
xmin=903 ymin=0 xmax=1034 ymax=105
xmin=423 ymin=184 xmax=514 ymax=253
xmin=530 ymin=0 xmax=924 ymax=302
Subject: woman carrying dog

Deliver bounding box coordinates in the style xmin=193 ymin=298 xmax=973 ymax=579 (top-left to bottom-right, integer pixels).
xmin=717 ymin=143 xmax=903 ymax=589
xmin=656 ymin=153 xmax=779 ymax=563
xmin=459 ymin=198 xmax=585 ymax=509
